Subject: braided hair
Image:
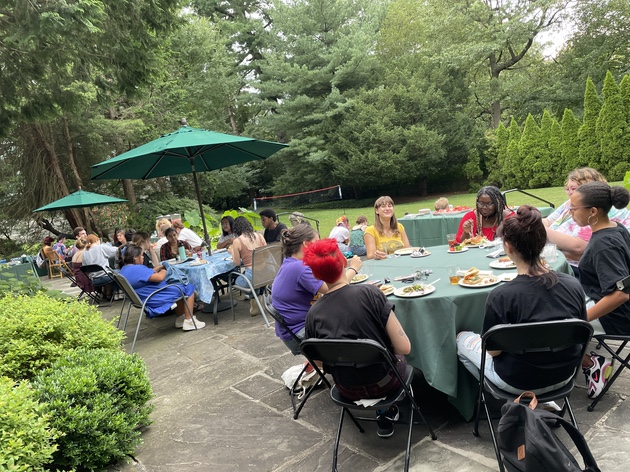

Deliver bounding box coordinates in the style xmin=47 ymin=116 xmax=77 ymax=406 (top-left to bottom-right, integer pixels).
xmin=474 ymin=186 xmax=508 ymax=238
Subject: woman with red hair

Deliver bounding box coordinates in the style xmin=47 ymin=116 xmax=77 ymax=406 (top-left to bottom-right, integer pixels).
xmin=303 ymin=238 xmax=411 ymax=438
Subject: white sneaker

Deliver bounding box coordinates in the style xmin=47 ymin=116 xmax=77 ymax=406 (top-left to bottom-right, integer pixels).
xmin=182 ymin=316 xmax=205 ymax=331
xmin=174 ymin=314 xmax=185 ymax=329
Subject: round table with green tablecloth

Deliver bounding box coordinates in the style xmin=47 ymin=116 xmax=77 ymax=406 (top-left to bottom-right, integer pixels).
xmin=398 ymin=207 xmax=555 ymax=248
xmin=358 ymin=243 xmax=571 ymax=420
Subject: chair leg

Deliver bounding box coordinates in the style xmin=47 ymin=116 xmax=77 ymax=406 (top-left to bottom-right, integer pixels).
xmin=407 ymin=385 xmax=437 ymax=440
xmin=405 ymin=401 xmax=415 ymax=472
xmin=130 ymin=310 xmax=144 ymax=354
xmin=332 ymin=408 xmax=356 ymax=472
xmin=481 ymin=393 xmax=504 ymax=472
xmin=253 ymin=295 xmax=270 ymax=328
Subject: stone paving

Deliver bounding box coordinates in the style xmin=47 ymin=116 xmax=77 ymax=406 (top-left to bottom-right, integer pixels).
xmin=43 ymin=276 xmax=630 ymax=471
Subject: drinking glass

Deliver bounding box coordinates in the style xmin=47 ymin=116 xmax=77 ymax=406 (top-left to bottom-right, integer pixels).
xmin=448 ymin=266 xmax=461 ymax=285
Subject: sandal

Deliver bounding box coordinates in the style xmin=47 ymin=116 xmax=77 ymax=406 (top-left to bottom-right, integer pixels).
xmin=193 ymin=302 xmax=206 ymax=312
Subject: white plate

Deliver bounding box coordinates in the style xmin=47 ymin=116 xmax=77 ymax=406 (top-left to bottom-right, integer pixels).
xmin=188 ymin=260 xmax=207 ymax=266
xmin=213 ymin=248 xmax=227 ymax=254
xmin=394 ymin=247 xmax=418 ymax=256
xmin=447 ymin=247 xmax=469 ymax=254
xmin=499 ymin=272 xmax=518 ymax=282
xmin=458 ymin=277 xmax=501 ymax=288
xmin=379 ymin=285 xmax=395 ymax=296
xmin=457 ymin=269 xmax=493 ymax=277
xmin=489 ymin=260 xmax=517 ymax=270
xmin=393 ymin=284 xmax=436 ymax=298
xmin=410 ymin=250 xmax=431 ymax=258
xmin=351 ymin=274 xmax=369 ymax=284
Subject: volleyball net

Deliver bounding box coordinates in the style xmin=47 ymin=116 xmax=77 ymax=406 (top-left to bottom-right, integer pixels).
xmin=253 ymin=185 xmax=342 ymax=211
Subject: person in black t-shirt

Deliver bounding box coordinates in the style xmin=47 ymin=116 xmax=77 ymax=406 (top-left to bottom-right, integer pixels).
xmin=457 ymin=205 xmax=587 ymax=395
xmin=260 ymin=209 xmax=288 ymax=243
xmin=570 ymin=181 xmax=630 ymax=398
xmin=303 ymin=238 xmax=409 ymax=438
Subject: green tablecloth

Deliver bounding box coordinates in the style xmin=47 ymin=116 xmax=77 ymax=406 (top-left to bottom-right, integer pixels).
xmin=0 ymin=261 xmax=39 ymax=282
xmin=361 ymin=244 xmax=571 ymax=420
xmin=399 ymin=207 xmax=555 ymax=247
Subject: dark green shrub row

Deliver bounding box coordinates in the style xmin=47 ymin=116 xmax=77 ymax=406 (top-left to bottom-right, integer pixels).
xmin=34 ymin=349 xmax=154 ymax=471
xmin=0 ymin=293 xmax=123 ymax=381
xmin=0 ymin=377 xmax=59 ymax=471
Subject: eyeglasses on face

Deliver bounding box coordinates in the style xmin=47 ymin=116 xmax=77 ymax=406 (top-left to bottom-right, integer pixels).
xmin=476 ymin=201 xmax=495 ymax=208
xmin=564 ymin=186 xmax=579 ymax=194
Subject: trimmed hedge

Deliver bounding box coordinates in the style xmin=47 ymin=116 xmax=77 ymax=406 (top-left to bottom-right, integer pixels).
xmin=0 ymin=293 xmax=123 ymax=381
xmin=0 ymin=377 xmax=59 ymax=471
xmin=33 ymin=348 xmax=154 ymax=471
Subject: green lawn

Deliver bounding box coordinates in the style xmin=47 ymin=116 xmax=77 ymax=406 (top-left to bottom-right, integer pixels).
xmin=274 ymin=182 xmax=623 ymax=236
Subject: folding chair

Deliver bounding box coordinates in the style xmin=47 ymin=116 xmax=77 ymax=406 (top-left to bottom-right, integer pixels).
xmin=300 ymin=339 xmax=437 ymax=472
xmin=228 ymin=243 xmax=283 ymax=327
xmin=262 ymin=288 xmax=331 ymax=419
xmin=80 ymin=264 xmax=118 ymax=307
xmin=58 ymin=266 xmax=100 ymax=303
xmin=588 ymin=333 xmax=630 ymax=411
xmin=110 ymin=271 xmax=197 ymax=354
xmin=471 ymin=319 xmax=593 ymax=472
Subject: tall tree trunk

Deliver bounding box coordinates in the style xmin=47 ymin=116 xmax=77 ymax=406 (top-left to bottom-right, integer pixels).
xmin=122 ymin=179 xmax=136 ymax=205
xmin=31 ymin=124 xmax=82 ymax=229
xmin=227 ymin=104 xmax=238 ymax=134
xmin=417 ymin=176 xmax=428 ymax=197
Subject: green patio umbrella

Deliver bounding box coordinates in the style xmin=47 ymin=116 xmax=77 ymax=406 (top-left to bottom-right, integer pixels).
xmin=33 ymin=188 xmax=128 ymax=212
xmin=90 ymin=124 xmax=288 ymax=249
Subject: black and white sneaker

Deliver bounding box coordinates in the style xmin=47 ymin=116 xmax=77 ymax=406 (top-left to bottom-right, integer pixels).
xmin=376 ymin=404 xmax=399 ymax=438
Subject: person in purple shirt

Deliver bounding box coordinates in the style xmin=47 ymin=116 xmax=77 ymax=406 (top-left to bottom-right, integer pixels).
xmin=272 ymin=224 xmax=362 ymax=354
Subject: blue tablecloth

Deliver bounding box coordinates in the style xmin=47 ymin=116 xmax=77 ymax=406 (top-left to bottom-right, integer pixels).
xmin=175 ymin=253 xmax=236 ymax=304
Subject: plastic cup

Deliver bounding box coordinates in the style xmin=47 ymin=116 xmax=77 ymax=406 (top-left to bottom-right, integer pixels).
xmin=448 ymin=266 xmax=461 ymax=285
xmin=447 ymin=233 xmax=457 ymax=249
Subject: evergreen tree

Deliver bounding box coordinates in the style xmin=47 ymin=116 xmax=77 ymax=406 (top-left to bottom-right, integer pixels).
xmin=596 ymin=71 xmax=627 ymax=177
xmin=504 ymin=118 xmax=522 ymax=188
xmin=578 ymin=77 xmax=602 ymax=169
xmin=619 ymin=74 xmax=630 ymax=164
xmin=548 ymin=119 xmax=564 ymax=186
xmin=561 ymin=108 xmax=582 ymax=175
xmin=487 ymin=122 xmax=509 ymax=185
xmin=531 ymin=110 xmax=554 ymax=187
xmin=519 ymin=114 xmax=544 ymax=188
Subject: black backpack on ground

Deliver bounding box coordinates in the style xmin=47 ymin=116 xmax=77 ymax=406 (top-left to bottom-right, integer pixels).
xmin=497 ymin=392 xmax=601 ymax=472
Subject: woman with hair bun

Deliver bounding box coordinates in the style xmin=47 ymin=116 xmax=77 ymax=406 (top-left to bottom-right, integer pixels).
xmin=271 ymin=224 xmax=361 ymax=354
xmin=457 ymin=205 xmax=587 ymax=395
xmin=570 ymin=182 xmax=630 ymax=398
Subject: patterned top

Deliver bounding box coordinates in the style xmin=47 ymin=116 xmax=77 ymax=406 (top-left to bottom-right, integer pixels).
xmin=547 ymin=199 xmax=630 ymax=265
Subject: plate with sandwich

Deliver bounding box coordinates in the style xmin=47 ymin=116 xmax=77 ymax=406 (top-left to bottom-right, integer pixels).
xmin=379 ymin=284 xmax=395 ymax=296
xmin=489 ymin=257 xmax=517 ymax=269
xmin=458 ymin=268 xmax=501 ymax=288
xmin=460 ymin=235 xmax=489 ymax=248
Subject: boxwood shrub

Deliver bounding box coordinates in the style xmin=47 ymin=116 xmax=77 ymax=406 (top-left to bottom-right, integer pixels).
xmin=0 ymin=293 xmax=123 ymax=381
xmin=33 ymin=348 xmax=154 ymax=471
xmin=0 ymin=376 xmax=59 ymax=471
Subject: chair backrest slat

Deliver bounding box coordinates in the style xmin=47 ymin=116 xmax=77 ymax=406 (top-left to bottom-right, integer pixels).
xmin=301 ymin=339 xmax=393 ymax=370
xmin=111 ymin=272 xmax=144 ymax=308
xmin=251 ymin=243 xmax=283 ymax=289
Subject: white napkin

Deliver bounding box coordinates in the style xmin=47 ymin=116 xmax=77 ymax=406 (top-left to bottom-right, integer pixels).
xmin=354 ymin=397 xmax=386 ymax=407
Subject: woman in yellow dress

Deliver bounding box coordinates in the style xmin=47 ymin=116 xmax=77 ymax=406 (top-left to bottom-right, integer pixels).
xmin=364 ymin=196 xmax=410 ymax=259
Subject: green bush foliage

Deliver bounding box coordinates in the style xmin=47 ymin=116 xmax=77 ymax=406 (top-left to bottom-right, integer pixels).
xmin=0 ymin=294 xmax=123 ymax=381
xmin=33 ymin=349 xmax=154 ymax=471
xmin=0 ymin=377 xmax=59 ymax=471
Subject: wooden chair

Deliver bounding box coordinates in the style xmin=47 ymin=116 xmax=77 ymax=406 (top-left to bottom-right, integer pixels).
xmin=43 ymin=246 xmax=71 ymax=279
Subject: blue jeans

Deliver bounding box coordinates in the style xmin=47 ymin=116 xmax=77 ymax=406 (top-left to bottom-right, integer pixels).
xmin=283 ymin=327 xmax=306 ymax=355
xmin=349 ymin=245 xmax=367 ymax=256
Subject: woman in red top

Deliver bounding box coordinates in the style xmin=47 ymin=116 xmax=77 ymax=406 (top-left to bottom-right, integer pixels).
xmin=456 ymin=186 xmax=514 ymax=242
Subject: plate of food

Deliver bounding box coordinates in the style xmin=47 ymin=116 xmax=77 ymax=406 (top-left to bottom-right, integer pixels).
xmin=489 ymin=257 xmax=517 ymax=269
xmin=393 ymin=284 xmax=436 ymax=298
xmin=188 ymin=259 xmax=208 ymax=266
xmin=499 ymin=272 xmax=518 ymax=282
xmin=458 ymin=268 xmax=501 ymax=288
xmin=394 ymin=247 xmax=420 ymax=256
xmin=350 ymin=273 xmax=369 ymax=284
xmin=460 ymin=235 xmax=490 ymax=248
xmin=447 ymin=246 xmax=469 ymax=254
xmin=379 ymin=284 xmax=395 ymax=296
xmin=410 ymin=248 xmax=431 ymax=258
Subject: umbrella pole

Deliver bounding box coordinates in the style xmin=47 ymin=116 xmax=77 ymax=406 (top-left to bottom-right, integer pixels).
xmin=191 ymin=167 xmax=212 ymax=255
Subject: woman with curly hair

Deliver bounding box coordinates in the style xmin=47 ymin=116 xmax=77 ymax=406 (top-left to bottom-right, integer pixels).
xmin=456 ymin=186 xmax=513 ymax=242
xmin=364 ymin=196 xmax=410 ymax=259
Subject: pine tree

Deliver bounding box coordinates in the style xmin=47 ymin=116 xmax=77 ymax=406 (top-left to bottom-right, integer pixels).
xmin=596 ymin=71 xmax=627 ymax=177
xmin=504 ymin=118 xmax=522 ymax=188
xmin=578 ymin=77 xmax=602 ymax=169
xmin=519 ymin=114 xmax=544 ymax=188
xmin=487 ymin=122 xmax=509 ymax=185
xmin=531 ymin=110 xmax=554 ymax=187
xmin=619 ymin=74 xmax=630 ymax=164
xmin=549 ymin=119 xmax=564 ymax=186
xmin=561 ymin=108 xmax=582 ymax=177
